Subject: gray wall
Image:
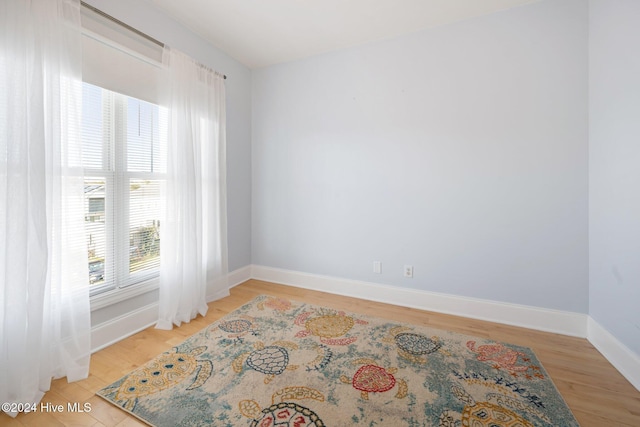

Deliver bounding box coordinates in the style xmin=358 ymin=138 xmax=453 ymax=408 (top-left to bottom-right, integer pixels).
xmin=252 ymin=0 xmax=589 ymax=313
xmin=589 ymin=0 xmax=640 ymax=355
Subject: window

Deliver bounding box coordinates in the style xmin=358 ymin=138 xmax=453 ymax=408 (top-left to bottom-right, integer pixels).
xmin=88 ymin=197 xmax=105 ymax=214
xmin=82 ymin=82 xmax=167 ymax=296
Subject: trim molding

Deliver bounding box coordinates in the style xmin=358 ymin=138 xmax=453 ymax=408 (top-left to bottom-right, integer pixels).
xmin=587 ymin=317 xmax=640 ymax=391
xmin=90 ymin=277 xmax=159 ymax=311
xmin=227 ymin=265 xmax=253 ymax=289
xmin=89 ymin=263 xmax=640 ymax=392
xmin=91 ymin=302 xmax=158 ymax=353
xmin=251 ymin=264 xmax=640 ymax=391
xmin=251 ymin=265 xmax=588 ymax=338
xmin=91 ymin=266 xmax=253 ymax=353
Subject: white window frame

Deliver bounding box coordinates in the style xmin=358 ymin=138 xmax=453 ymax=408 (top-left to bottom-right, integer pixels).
xmin=86 ymin=85 xmax=165 ymax=307
xmin=80 ymin=3 xmax=166 ymax=309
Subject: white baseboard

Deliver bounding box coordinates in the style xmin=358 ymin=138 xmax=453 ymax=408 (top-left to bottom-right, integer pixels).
xmin=207 ymin=266 xmax=252 ymax=301
xmin=227 ymin=265 xmax=253 ymax=289
xmin=251 ymin=264 xmax=640 ymax=391
xmin=587 ymin=317 xmax=640 ymax=391
xmin=92 ymin=266 xmax=252 ymax=353
xmin=91 ymin=302 xmax=158 ymax=353
xmin=90 ymin=263 xmax=640 ymax=392
xmin=251 ymin=265 xmax=588 ymax=338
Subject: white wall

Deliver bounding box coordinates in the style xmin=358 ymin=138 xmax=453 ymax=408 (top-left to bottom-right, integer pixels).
xmin=589 ymin=0 xmax=640 ymax=355
xmin=252 ymin=0 xmax=589 ymax=312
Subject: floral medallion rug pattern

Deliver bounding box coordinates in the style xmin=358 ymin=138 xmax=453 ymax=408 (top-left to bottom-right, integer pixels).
xmin=97 ymin=295 xmax=579 ymax=426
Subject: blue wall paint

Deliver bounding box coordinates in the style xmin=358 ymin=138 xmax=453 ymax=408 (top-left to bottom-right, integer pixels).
xmin=252 ymin=0 xmax=589 ymax=313
xmin=589 ymin=0 xmax=640 ymax=355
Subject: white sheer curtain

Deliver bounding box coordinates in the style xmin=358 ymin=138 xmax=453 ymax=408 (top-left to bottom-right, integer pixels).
xmin=156 ymin=47 xmax=228 ymax=330
xmin=0 ymin=0 xmax=90 ymax=417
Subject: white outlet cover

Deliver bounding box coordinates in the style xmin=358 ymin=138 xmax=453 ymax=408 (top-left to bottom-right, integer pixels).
xmin=373 ymin=261 xmax=382 ymax=274
xmin=404 ymin=265 xmax=413 ymax=278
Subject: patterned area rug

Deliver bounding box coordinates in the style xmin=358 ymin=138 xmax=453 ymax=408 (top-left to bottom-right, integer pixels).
xmin=97 ymin=295 xmax=579 ymax=426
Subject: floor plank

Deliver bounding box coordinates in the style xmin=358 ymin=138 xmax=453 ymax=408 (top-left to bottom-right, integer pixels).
xmin=2 ymin=279 xmax=639 ymax=426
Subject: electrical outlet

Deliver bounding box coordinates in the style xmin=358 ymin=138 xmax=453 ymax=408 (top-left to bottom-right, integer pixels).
xmin=404 ymin=265 xmax=413 ymax=278
xmin=373 ymin=261 xmax=382 ymax=274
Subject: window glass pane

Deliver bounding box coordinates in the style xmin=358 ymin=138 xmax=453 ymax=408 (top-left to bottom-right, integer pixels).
xmin=82 ymin=81 xmax=165 ymax=293
xmin=85 ymin=178 xmax=106 ymax=286
xmin=127 ymin=98 xmax=166 ymax=173
xmin=88 ymin=197 xmax=104 ymax=213
xmin=82 ymin=83 xmax=105 ymax=170
xmin=129 ymin=179 xmax=161 ymax=274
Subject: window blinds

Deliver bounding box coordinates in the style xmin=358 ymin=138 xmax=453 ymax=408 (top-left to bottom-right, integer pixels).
xmin=80 ymin=5 xmax=162 ymax=104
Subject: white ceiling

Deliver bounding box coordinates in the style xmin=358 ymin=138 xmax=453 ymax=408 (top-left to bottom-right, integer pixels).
xmin=149 ymin=0 xmax=538 ymax=69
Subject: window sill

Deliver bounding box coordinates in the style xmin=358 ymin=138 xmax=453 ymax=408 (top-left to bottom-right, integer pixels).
xmin=90 ymin=277 xmax=159 ymax=311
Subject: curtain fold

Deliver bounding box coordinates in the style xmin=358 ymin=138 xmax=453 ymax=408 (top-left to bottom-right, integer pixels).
xmin=0 ymin=0 xmax=90 ymax=417
xmin=156 ymin=47 xmax=228 ymax=330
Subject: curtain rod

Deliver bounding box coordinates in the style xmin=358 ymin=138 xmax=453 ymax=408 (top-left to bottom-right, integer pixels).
xmin=80 ymin=1 xmax=227 ymax=80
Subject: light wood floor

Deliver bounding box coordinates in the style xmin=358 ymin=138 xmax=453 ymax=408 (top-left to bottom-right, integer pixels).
xmin=2 ymin=279 xmax=639 ymax=426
